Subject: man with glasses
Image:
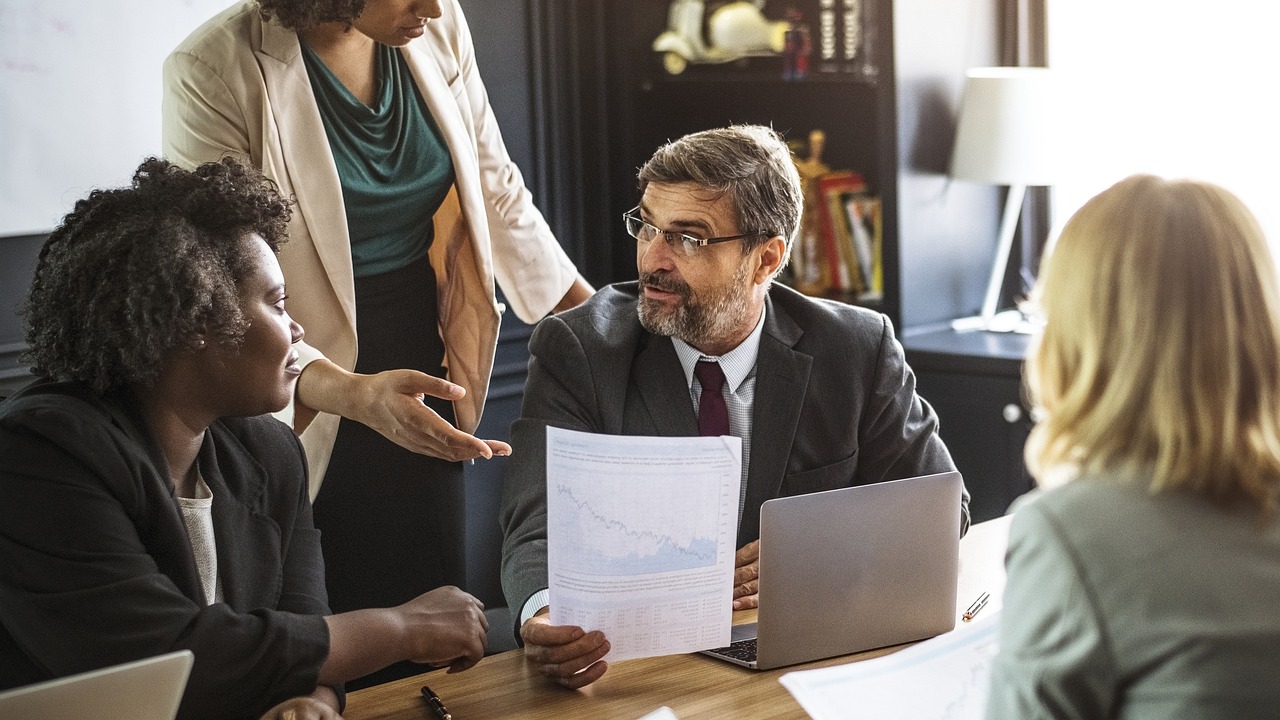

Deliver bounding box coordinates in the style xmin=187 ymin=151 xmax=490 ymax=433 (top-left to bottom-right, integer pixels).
xmin=500 ymin=125 xmax=965 ymax=688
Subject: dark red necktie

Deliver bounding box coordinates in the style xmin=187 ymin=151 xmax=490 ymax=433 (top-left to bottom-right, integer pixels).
xmin=694 ymin=360 xmax=730 ymax=437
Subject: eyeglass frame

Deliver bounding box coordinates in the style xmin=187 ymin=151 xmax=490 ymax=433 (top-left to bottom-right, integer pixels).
xmin=623 ymin=206 xmax=769 ymax=256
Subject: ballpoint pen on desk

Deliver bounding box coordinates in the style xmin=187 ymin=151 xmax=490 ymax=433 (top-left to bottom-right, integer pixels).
xmin=421 ymin=686 xmax=452 ymax=720
xmin=962 ymin=591 xmax=990 ymax=622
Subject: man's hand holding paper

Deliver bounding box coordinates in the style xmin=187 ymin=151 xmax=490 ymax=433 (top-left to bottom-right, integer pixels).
xmin=545 ymin=428 xmax=741 ymax=666
xmin=519 ymin=611 xmax=611 ymax=689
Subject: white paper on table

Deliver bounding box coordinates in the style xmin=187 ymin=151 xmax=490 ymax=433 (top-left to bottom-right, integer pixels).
xmin=546 ymin=426 xmax=741 ymax=662
xmin=636 ymin=707 xmax=680 ymax=720
xmin=780 ymin=611 xmax=1002 ymax=720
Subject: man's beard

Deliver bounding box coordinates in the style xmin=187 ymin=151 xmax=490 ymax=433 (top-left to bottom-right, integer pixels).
xmin=637 ymin=262 xmax=754 ymax=350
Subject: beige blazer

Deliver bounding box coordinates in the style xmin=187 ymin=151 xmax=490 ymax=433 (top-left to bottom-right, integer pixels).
xmin=162 ymin=0 xmax=578 ymax=496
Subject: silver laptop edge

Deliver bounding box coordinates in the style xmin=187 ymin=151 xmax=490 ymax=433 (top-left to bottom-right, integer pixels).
xmin=0 ymin=650 xmax=194 ymax=720
xmin=702 ymin=470 xmax=962 ymax=670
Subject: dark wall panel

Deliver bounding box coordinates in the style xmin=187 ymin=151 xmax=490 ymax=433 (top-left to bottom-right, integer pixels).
xmin=458 ymin=0 xmax=534 ymax=178
xmin=0 ymin=233 xmax=42 ymax=397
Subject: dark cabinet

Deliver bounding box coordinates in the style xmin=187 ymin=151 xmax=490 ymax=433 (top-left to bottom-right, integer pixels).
xmin=905 ymin=328 xmax=1033 ymax=522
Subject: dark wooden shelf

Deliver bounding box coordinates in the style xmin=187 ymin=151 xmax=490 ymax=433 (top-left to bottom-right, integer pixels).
xmin=645 ymin=69 xmax=880 ymax=86
xmin=902 ymin=325 xmax=1031 ymax=373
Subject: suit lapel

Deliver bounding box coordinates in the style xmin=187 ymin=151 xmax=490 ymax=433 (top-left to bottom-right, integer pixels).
xmin=632 ymin=334 xmax=699 ymax=437
xmin=627 ymin=295 xmax=810 ymax=542
xmin=104 ymin=394 xmax=206 ymax=602
xmin=739 ymin=295 xmax=810 ymax=543
xmin=256 ymin=20 xmax=356 ymax=334
xmin=202 ymin=426 xmax=280 ymax=610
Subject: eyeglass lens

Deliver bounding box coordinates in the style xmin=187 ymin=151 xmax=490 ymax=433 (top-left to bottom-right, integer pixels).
xmin=626 ymin=213 xmax=698 ymax=255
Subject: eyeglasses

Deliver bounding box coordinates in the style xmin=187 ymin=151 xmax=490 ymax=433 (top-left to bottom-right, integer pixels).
xmin=623 ymin=207 xmax=766 ymax=257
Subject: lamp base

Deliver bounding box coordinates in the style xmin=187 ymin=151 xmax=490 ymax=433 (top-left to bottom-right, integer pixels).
xmin=950 ymin=309 xmax=1039 ymax=334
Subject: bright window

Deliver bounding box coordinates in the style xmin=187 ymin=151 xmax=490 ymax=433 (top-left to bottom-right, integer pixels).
xmin=1048 ymin=0 xmax=1280 ymax=245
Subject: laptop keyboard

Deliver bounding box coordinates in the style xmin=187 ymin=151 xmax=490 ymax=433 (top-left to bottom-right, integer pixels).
xmin=707 ymin=637 xmax=757 ymax=663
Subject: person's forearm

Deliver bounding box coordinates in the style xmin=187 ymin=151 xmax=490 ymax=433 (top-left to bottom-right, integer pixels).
xmin=553 ymin=275 xmax=594 ymax=313
xmin=319 ymin=608 xmax=407 ymax=685
xmin=296 ymin=358 xmax=365 ymax=424
xmin=311 ymin=685 xmax=341 ymax=712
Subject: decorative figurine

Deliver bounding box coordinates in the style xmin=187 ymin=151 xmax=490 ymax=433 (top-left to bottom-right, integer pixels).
xmin=653 ymin=0 xmax=790 ymax=75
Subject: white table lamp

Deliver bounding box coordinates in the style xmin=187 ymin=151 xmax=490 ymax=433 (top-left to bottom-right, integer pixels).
xmin=949 ymin=67 xmax=1060 ymax=333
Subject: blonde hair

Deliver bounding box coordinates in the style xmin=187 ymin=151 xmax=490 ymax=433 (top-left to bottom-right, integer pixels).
xmin=1026 ymin=174 xmax=1280 ymax=516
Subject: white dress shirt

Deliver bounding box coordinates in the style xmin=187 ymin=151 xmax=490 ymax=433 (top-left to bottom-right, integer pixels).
xmin=520 ymin=307 xmax=767 ymax=625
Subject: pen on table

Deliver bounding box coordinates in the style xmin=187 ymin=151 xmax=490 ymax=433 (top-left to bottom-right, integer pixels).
xmin=962 ymin=591 xmax=990 ymax=622
xmin=421 ymin=685 xmax=452 ymax=720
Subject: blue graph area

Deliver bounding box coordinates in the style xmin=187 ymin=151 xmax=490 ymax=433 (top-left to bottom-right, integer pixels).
xmin=553 ymin=481 xmax=721 ymax=576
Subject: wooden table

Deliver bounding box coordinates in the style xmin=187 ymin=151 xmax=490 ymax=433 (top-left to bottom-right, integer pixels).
xmin=345 ymin=515 xmax=1012 ymax=720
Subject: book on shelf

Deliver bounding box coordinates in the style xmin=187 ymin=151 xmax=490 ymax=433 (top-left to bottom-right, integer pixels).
xmin=842 ymin=192 xmax=883 ymax=300
xmin=816 ymin=170 xmax=867 ymax=294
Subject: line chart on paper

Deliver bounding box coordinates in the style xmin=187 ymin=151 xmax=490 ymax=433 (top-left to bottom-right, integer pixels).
xmin=550 ymin=473 xmax=727 ymax=576
xmin=544 ymin=428 xmax=741 ymax=662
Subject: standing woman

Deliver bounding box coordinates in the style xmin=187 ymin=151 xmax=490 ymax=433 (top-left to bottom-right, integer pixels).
xmin=986 ymin=175 xmax=1280 ymax=717
xmin=162 ymin=0 xmax=592 ymax=673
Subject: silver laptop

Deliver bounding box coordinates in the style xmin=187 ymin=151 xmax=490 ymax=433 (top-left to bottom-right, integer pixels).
xmin=0 ymin=650 xmax=193 ymax=720
xmin=701 ymin=471 xmax=962 ymax=670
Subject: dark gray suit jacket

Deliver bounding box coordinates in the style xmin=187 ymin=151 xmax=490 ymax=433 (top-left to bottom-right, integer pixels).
xmin=0 ymin=379 xmax=334 ymax=720
xmin=499 ymin=282 xmax=965 ymax=623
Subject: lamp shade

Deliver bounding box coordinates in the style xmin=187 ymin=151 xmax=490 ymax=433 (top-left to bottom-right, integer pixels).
xmin=949 ymin=67 xmax=1060 ymax=186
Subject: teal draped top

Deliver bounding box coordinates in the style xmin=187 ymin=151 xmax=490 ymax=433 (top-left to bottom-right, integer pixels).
xmin=301 ymin=41 xmax=455 ymax=278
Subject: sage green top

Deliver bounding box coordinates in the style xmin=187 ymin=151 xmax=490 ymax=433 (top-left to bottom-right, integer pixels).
xmin=988 ymin=477 xmax=1280 ymax=719
xmin=301 ymin=41 xmax=455 ymax=278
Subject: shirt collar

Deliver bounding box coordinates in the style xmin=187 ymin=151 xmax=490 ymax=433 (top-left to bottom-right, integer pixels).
xmin=672 ymin=305 xmax=767 ymax=393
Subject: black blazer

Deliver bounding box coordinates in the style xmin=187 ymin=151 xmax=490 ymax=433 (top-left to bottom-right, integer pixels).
xmin=0 ymin=379 xmax=333 ymax=720
xmin=499 ymin=282 xmax=966 ymax=623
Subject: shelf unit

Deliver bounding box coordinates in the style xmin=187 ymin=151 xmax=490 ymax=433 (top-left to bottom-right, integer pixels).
xmin=453 ymin=0 xmax=1028 ymax=607
xmin=518 ymin=0 xmax=1031 ymax=520
xmin=528 ymin=0 xmax=1003 ymax=331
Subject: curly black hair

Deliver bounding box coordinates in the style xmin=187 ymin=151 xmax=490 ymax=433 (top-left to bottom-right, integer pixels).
xmin=257 ymin=0 xmax=367 ymax=31
xmin=22 ymin=156 xmax=292 ymax=395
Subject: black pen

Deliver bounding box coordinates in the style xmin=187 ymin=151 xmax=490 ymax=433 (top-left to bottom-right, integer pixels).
xmin=421 ymin=685 xmax=452 ymax=720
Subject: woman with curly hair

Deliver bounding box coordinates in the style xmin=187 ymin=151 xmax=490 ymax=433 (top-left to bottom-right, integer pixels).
xmin=162 ymin=2 xmax=592 ymax=673
xmin=0 ymin=157 xmax=488 ymax=720
xmin=985 ymin=175 xmax=1280 ymax=717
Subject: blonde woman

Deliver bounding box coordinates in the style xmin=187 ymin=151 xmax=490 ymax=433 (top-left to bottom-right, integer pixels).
xmin=987 ymin=175 xmax=1280 ymax=717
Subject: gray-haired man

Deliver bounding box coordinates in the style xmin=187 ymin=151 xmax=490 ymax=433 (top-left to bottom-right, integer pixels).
xmin=500 ymin=125 xmax=966 ymax=688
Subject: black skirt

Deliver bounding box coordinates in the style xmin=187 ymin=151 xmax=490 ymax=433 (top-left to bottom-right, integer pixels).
xmin=311 ymin=255 xmax=465 ymax=685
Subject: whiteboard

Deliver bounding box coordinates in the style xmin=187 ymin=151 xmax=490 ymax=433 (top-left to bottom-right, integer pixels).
xmin=0 ymin=0 xmax=236 ymax=236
